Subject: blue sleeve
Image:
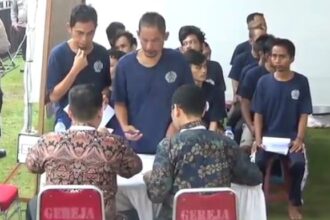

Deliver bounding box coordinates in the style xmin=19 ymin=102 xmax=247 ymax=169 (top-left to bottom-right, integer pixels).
xmin=228 ymin=56 xmax=243 ymax=81
xmin=111 ymin=60 xmax=127 ymax=104
xmin=251 ymin=78 xmax=265 ymax=115
xmin=239 ymin=71 xmax=254 ymax=100
xmin=213 ymin=61 xmax=226 ymax=91
xmin=47 ymin=50 xmax=64 ymax=94
xmin=180 ymin=56 xmax=194 ymax=85
xmin=230 ymin=45 xmax=241 ymax=65
xmin=210 ymin=87 xmax=227 ymax=120
xmin=299 ymin=77 xmax=313 ymax=114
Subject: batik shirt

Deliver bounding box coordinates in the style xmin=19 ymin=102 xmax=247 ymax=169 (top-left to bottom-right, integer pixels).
xmin=26 ymin=126 xmax=142 ymax=220
xmin=145 ymin=121 xmax=262 ymax=220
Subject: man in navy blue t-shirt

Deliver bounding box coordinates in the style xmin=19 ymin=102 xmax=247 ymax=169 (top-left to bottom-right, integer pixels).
xmin=178 ymin=25 xmax=226 ymax=92
xmin=228 ymin=27 xmax=265 ymax=101
xmin=183 ymin=49 xmax=226 ymax=131
xmin=238 ymin=34 xmax=275 ymax=149
xmin=112 ymin=12 xmax=193 ymax=154
xmin=252 ymin=39 xmax=312 ymax=220
xmin=230 ymin=12 xmax=267 ymax=65
xmin=47 ymin=4 xmax=110 ymax=129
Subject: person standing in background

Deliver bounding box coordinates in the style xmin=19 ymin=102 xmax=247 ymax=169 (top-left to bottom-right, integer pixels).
xmin=10 ymin=0 xmax=27 ymax=60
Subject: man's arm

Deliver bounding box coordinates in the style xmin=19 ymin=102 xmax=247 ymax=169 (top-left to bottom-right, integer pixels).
xmin=231 ymin=80 xmax=239 ymax=102
xmin=254 ymin=113 xmax=263 ymax=148
xmin=118 ymin=139 xmax=142 ymax=178
xmin=49 ymin=49 xmax=87 ymax=102
xmin=115 ymin=102 xmax=142 ymax=141
xmin=209 ymin=121 xmax=218 ymax=131
xmin=144 ymin=138 xmax=174 ymax=203
xmin=26 ymin=138 xmax=45 ymax=174
xmin=290 ymin=114 xmax=308 ymax=152
xmin=230 ymin=145 xmax=263 ymax=186
xmin=166 ymin=122 xmax=178 ymax=138
xmin=241 ymin=98 xmax=254 ymax=134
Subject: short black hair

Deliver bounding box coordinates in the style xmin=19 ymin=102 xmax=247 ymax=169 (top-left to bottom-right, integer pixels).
xmin=178 ymin=25 xmax=205 ymax=45
xmin=183 ymin=49 xmax=206 ymax=66
xmin=172 ymin=85 xmax=206 ymax=117
xmin=106 ymin=22 xmax=125 ymax=47
xmin=108 ymin=49 xmax=126 ymax=60
xmin=70 ymin=4 xmax=97 ymax=28
xmin=113 ymin=31 xmax=137 ymax=47
xmin=246 ymin=12 xmax=264 ymax=24
xmin=272 ymin=38 xmax=296 ymax=58
xmin=254 ymin=34 xmax=276 ymax=55
xmin=138 ymin=12 xmax=166 ymax=34
xmin=69 ymin=84 xmax=102 ymax=122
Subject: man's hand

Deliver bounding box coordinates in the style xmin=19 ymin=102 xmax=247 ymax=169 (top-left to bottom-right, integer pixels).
xmin=290 ymin=138 xmax=304 ymax=153
xmin=143 ymin=170 xmax=152 ymax=183
xmin=251 ymin=141 xmax=264 ymax=153
xmin=72 ymin=49 xmax=88 ymax=74
xmin=123 ymin=125 xmax=143 ymax=141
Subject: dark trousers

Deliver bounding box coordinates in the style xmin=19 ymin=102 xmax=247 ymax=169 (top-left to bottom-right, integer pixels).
xmin=256 ymin=149 xmax=305 ymax=206
xmin=10 ymin=26 xmax=26 ymax=60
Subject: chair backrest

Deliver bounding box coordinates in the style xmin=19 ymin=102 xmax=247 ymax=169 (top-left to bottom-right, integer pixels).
xmin=37 ymin=185 xmax=105 ymax=220
xmin=173 ymin=187 xmax=237 ymax=220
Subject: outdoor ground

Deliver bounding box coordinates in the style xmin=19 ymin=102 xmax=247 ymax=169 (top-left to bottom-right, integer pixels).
xmin=0 ymin=59 xmax=329 ymax=219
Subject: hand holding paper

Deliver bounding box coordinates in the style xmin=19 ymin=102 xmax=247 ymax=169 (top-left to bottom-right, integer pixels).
xmin=262 ymin=137 xmax=291 ymax=155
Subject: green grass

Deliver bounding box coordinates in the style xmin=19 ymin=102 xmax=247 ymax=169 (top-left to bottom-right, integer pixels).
xmin=268 ymin=128 xmax=330 ymax=220
xmin=0 ymin=59 xmax=37 ymax=199
xmin=1 ymin=58 xmax=330 ymax=220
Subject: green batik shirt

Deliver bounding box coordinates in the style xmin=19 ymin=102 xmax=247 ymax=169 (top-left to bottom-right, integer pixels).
xmin=145 ymin=121 xmax=262 ymax=220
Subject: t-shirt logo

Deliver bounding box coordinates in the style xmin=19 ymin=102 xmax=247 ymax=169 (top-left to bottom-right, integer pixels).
xmin=165 ymin=71 xmax=177 ymax=83
xmin=93 ymin=60 xmax=103 ymax=73
xmin=291 ymin=89 xmax=300 ymax=100
xmin=206 ymin=78 xmax=215 ymax=85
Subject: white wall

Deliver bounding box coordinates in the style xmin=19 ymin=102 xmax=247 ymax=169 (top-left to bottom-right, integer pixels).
xmin=88 ymin=0 xmax=330 ymax=106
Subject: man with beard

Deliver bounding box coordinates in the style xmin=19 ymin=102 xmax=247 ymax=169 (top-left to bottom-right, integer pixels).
xmin=47 ymin=4 xmax=110 ymax=129
xmin=112 ymin=12 xmax=193 ymax=154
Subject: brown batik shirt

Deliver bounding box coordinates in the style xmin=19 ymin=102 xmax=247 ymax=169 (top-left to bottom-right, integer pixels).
xmin=26 ymin=126 xmax=142 ymax=220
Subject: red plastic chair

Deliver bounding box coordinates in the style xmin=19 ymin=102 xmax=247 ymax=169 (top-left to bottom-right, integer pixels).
xmin=0 ymin=184 xmax=21 ymax=220
xmin=36 ymin=185 xmax=105 ymax=220
xmin=173 ymin=187 xmax=237 ymax=220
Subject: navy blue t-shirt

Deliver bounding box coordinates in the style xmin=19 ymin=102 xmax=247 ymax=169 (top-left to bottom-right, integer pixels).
xmin=228 ymin=51 xmax=257 ymax=81
xmin=201 ymin=82 xmax=227 ymax=127
xmin=252 ymin=73 xmax=313 ymax=139
xmin=239 ymin=65 xmax=270 ymax=100
xmin=47 ymin=42 xmax=111 ymax=128
xmin=206 ymin=60 xmax=226 ymax=91
xmin=236 ymin=62 xmax=258 ymax=95
xmin=230 ymin=41 xmax=252 ymax=65
xmin=112 ymin=48 xmax=193 ymax=154
xmin=239 ymin=62 xmax=258 ymax=83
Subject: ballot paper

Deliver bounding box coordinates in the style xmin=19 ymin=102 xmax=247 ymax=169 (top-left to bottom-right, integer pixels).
xmin=262 ymin=136 xmax=291 ymax=155
xmin=64 ymin=104 xmax=115 ymax=128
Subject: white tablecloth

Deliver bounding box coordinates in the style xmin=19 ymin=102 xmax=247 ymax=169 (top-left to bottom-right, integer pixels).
xmin=116 ymin=154 xmax=267 ymax=220
xmin=116 ymin=154 xmax=158 ymax=220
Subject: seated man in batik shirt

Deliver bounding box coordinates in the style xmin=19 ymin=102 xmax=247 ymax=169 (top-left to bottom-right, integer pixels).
xmin=26 ymin=84 xmax=142 ymax=220
xmin=144 ymin=85 xmax=262 ymax=220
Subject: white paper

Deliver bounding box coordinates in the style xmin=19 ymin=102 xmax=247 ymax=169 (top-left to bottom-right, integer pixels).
xmin=99 ymin=105 xmax=115 ymax=128
xmin=262 ymin=137 xmax=291 ymax=155
xmin=17 ymin=133 xmax=40 ymax=163
xmin=64 ymin=104 xmax=115 ymax=128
